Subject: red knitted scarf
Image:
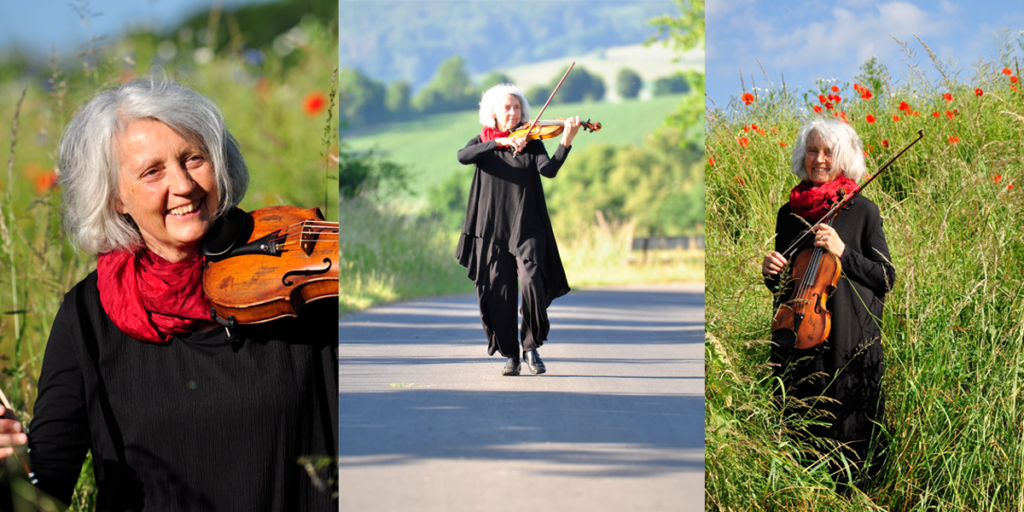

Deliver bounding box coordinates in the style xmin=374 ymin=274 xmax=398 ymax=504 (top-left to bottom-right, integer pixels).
xmin=96 ymin=249 xmax=212 ymax=343
xmin=480 ymin=127 xmax=509 ymax=142
xmin=789 ymin=176 xmax=859 ymax=222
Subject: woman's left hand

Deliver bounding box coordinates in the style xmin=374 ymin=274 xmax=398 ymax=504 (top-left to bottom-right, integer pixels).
xmin=813 ymin=224 xmax=845 ymax=258
xmin=560 ymin=116 xmax=582 ymax=147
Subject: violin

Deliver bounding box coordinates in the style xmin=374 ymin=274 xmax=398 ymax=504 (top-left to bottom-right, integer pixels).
xmin=508 ymin=118 xmax=602 ymax=141
xmin=202 ymin=205 xmax=338 ymax=330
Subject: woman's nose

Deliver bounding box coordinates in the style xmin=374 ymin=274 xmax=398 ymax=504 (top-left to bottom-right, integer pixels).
xmin=168 ymin=165 xmax=196 ymax=194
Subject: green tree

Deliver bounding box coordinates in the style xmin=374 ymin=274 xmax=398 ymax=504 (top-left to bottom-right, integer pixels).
xmin=413 ymin=55 xmax=478 ymax=114
xmin=340 ymin=67 xmax=387 ymax=126
xmin=479 ymin=71 xmax=513 ymax=91
xmin=553 ymin=66 xmax=605 ymax=103
xmin=385 ymin=79 xmax=411 ymax=118
xmin=652 ymin=73 xmax=690 ymax=95
xmin=525 ymin=84 xmax=551 ymax=107
xmin=616 ymin=67 xmax=643 ymax=99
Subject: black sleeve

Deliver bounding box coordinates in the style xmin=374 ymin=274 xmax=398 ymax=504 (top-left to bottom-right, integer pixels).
xmin=533 ymin=141 xmax=570 ymax=179
xmin=764 ymin=206 xmax=789 ymax=293
xmin=25 ymin=299 xmax=92 ymax=505
xmin=457 ymin=137 xmax=496 ymax=165
xmin=841 ymin=206 xmax=896 ymax=297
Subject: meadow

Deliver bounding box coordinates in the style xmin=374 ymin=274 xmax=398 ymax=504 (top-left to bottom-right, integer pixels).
xmin=705 ymin=35 xmax=1024 ymax=510
xmin=0 ymin=12 xmax=338 ymax=510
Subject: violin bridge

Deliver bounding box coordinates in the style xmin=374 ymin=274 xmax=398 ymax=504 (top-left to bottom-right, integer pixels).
xmin=300 ymin=220 xmax=320 ymax=256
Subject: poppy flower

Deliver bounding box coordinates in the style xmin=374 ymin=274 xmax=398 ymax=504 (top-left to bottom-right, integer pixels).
xmin=945 ymin=110 xmax=955 ymax=119
xmin=912 ymin=111 xmax=920 ymax=116
xmin=708 ymin=157 xmax=715 ymax=166
xmin=1003 ymin=68 xmax=1013 ymax=75
xmin=779 ymin=142 xmax=787 ymax=147
xmin=738 ymin=137 xmax=750 ymax=147
xmin=932 ymin=111 xmax=940 ymax=118
xmin=824 ymin=101 xmax=834 ymax=110
xmin=742 ymin=125 xmax=751 ymax=132
xmin=943 ymin=92 xmax=953 ymax=102
xmin=863 ymin=150 xmax=869 ymax=157
xmin=757 ymin=127 xmax=766 ymax=135
xmin=751 ymin=124 xmax=758 ymax=130
xmin=771 ymin=126 xmax=778 ymax=132
xmin=993 ymin=174 xmax=1002 ymax=183
xmin=742 ymin=92 xmax=754 ymax=105
xmin=898 ymin=101 xmax=909 ymax=111
xmin=818 ymin=94 xmax=827 ymax=103
xmin=1010 ymin=184 xmax=1015 ymax=190
xmin=881 ymin=140 xmax=890 ymax=148
xmin=1013 ymin=76 xmax=1020 ymax=83
xmin=831 ymin=85 xmax=839 ymax=93
xmin=948 ymin=135 xmax=960 ymax=144
xmin=866 ymin=114 xmax=876 ymax=123
xmin=853 ymin=83 xmax=861 ymax=92
xmin=303 ymin=91 xmax=328 ymax=117
xmin=975 ymin=88 xmax=984 ymax=97
xmin=1014 ymin=85 xmax=1019 ymax=92
xmin=734 ymin=176 xmax=746 ymax=186
xmin=892 ymin=115 xmax=900 ymax=122
xmin=813 ymin=105 xmax=822 ymax=113
xmin=861 ymin=89 xmax=873 ymax=100
xmin=34 ymin=170 xmax=58 ymax=194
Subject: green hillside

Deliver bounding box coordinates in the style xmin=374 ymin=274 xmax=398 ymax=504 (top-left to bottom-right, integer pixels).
xmin=344 ymin=93 xmax=686 ymax=200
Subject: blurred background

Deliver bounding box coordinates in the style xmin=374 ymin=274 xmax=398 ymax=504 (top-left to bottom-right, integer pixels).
xmin=0 ymin=0 xmax=338 ymax=508
xmin=339 ymin=0 xmax=706 ymax=313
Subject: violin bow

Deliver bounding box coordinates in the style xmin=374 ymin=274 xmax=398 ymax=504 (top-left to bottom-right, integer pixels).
xmin=782 ymin=129 xmax=925 ymax=260
xmin=513 ymin=61 xmax=575 ymax=155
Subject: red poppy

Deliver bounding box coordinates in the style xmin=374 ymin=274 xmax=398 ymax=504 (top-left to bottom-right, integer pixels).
xmin=912 ymin=111 xmax=920 ymax=116
xmin=993 ymin=174 xmax=1002 ymax=183
xmin=303 ymin=91 xmax=328 ymax=117
xmin=734 ymin=176 xmax=746 ymax=186
xmin=771 ymin=126 xmax=778 ymax=132
xmin=824 ymin=101 xmax=834 ymax=110
xmin=948 ymin=135 xmax=960 ymax=144
xmin=818 ymin=94 xmax=827 ymax=103
xmin=946 ymin=110 xmax=955 ymax=119
xmin=1010 ymin=184 xmax=1015 ymax=190
xmin=738 ymin=137 xmax=750 ymax=147
xmin=708 ymin=157 xmax=715 ymax=166
xmin=813 ymin=105 xmax=822 ymax=113
xmin=1013 ymin=85 xmax=1019 ymax=92
xmin=892 ymin=115 xmax=900 ymax=122
xmin=833 ymin=95 xmax=842 ymax=103
xmin=34 ymin=170 xmax=58 ymax=194
xmin=757 ymin=127 xmax=766 ymax=135
xmin=751 ymin=124 xmax=758 ymax=130
xmin=863 ymin=150 xmax=869 ymax=157
xmin=881 ymin=140 xmax=890 ymax=148
xmin=943 ymin=92 xmax=953 ymax=102
xmin=898 ymin=101 xmax=909 ymax=111
xmin=932 ymin=111 xmax=940 ymax=118
xmin=853 ymin=83 xmax=861 ymax=92
xmin=831 ymin=85 xmax=839 ymax=93
xmin=779 ymin=142 xmax=787 ymax=147
xmin=861 ymin=89 xmax=873 ymax=100
xmin=1013 ymin=76 xmax=1020 ymax=83
xmin=742 ymin=92 xmax=754 ymax=105
xmin=743 ymin=125 xmax=751 ymax=132
xmin=975 ymin=88 xmax=984 ymax=97
xmin=1003 ymin=68 xmax=1013 ymax=75
xmin=866 ymin=114 xmax=876 ymax=123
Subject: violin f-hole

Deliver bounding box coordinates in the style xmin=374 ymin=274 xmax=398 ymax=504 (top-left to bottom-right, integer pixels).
xmin=282 ymin=258 xmax=333 ymax=287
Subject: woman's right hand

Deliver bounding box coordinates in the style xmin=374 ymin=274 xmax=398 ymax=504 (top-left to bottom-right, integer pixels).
xmin=494 ymin=137 xmax=527 ymax=154
xmin=0 ymin=404 xmax=27 ymax=459
xmin=762 ymin=251 xmax=788 ymax=276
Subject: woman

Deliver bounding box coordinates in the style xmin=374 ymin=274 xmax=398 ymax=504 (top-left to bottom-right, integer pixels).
xmin=0 ymin=77 xmax=337 ymax=509
xmin=762 ymin=119 xmax=895 ymax=481
xmin=456 ymin=84 xmax=581 ymax=376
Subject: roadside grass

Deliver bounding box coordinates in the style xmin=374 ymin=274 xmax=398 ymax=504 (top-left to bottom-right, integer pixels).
xmin=705 ymin=35 xmax=1024 ymax=510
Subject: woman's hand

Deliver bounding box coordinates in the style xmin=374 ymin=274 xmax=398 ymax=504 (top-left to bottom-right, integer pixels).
xmin=813 ymin=224 xmax=845 ymax=258
xmin=0 ymin=404 xmax=27 ymax=459
xmin=494 ymin=137 xmax=527 ymax=154
xmin=763 ymin=251 xmax=788 ymax=276
xmin=560 ymin=116 xmax=582 ymax=147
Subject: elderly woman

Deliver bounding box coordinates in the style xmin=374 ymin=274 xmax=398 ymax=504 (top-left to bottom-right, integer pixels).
xmin=456 ymin=84 xmax=581 ymax=376
xmin=762 ymin=119 xmax=895 ymax=481
xmin=0 ymin=77 xmax=337 ymax=509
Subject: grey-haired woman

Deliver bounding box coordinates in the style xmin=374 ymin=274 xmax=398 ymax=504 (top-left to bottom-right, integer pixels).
xmin=456 ymin=83 xmax=581 ymax=376
xmin=0 ymin=77 xmax=337 ymax=510
xmin=762 ymin=118 xmax=895 ymax=482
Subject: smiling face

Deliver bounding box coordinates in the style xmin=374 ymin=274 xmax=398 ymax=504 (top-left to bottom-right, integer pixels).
xmin=804 ymin=130 xmax=840 ymax=186
xmin=115 ymin=119 xmax=219 ymax=262
xmin=493 ymin=94 xmax=522 ymax=132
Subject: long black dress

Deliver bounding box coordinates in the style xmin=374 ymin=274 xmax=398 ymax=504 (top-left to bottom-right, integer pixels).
xmin=455 ymin=136 xmax=571 ymax=357
xmin=11 ymin=272 xmax=338 ymax=511
xmin=764 ymin=196 xmax=895 ymax=472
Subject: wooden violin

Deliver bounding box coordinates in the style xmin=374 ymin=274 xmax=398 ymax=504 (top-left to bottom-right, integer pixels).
xmin=508 ymin=118 xmax=602 ymax=141
xmin=202 ymin=205 xmax=338 ymax=329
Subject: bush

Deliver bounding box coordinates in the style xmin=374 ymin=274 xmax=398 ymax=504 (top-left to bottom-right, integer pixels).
xmin=653 ymin=72 xmax=689 ymax=95
xmin=616 ymin=67 xmax=643 ymax=99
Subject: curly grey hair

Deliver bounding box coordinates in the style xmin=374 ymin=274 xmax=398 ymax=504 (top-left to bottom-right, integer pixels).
xmin=477 ymin=83 xmax=531 ymax=130
xmin=790 ymin=118 xmax=867 ymax=182
xmin=58 ymin=75 xmax=249 ymax=254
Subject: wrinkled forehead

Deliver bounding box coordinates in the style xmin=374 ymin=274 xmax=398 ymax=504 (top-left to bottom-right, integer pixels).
xmin=497 ymin=94 xmax=521 ymax=109
xmin=806 ymin=128 xmax=835 ymax=149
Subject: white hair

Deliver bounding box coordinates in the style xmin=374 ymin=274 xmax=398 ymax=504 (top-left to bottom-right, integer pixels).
xmin=790 ymin=119 xmax=867 ymax=182
xmin=58 ymin=75 xmax=249 ymax=253
xmin=477 ymin=83 xmax=530 ymax=130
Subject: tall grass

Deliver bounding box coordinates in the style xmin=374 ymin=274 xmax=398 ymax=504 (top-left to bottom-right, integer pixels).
xmin=706 ymin=34 xmax=1024 ymax=510
xmin=0 ymin=9 xmax=337 ymax=509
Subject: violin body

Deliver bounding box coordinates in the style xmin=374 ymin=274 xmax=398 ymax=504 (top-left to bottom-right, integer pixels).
xmin=770 ymin=246 xmax=841 ymax=350
xmin=203 ymin=206 xmax=338 ymax=325
xmin=509 ymin=118 xmax=602 ymax=140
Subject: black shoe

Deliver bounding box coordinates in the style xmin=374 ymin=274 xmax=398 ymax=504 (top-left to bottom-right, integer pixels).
xmin=502 ymin=357 xmax=520 ymax=376
xmin=524 ymin=349 xmax=546 ymax=374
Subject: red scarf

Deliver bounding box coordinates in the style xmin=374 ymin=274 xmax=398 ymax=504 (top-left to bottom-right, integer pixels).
xmin=96 ymin=249 xmax=212 ymax=343
xmin=789 ymin=176 xmax=859 ymax=222
xmin=481 ymin=127 xmax=509 ymax=142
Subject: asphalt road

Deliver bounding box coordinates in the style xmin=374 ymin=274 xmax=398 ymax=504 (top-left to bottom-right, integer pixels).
xmin=339 ymin=284 xmax=705 ymax=511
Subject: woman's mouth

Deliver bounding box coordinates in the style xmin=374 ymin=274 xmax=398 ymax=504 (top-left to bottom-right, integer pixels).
xmin=167 ymin=199 xmax=201 ymax=217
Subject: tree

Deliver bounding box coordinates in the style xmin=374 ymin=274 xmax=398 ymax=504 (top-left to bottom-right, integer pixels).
xmin=616 ymin=67 xmax=643 ymax=99
xmin=479 ymin=71 xmax=513 ymax=91
xmin=652 ymin=73 xmax=690 ymax=95
xmin=553 ymin=66 xmax=604 ymax=103
xmin=646 ymin=0 xmax=704 ymax=52
xmin=525 ymin=84 xmax=551 ymax=107
xmin=339 ymin=67 xmax=387 ymax=126
xmin=413 ymin=55 xmax=478 ymax=114
xmin=385 ymin=79 xmax=411 ymax=118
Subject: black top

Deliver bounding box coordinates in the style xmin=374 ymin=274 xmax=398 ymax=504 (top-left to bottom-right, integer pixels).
xmin=764 ymin=196 xmax=895 ymax=464
xmin=19 ymin=271 xmax=338 ymax=511
xmin=454 ymin=136 xmax=570 ymax=303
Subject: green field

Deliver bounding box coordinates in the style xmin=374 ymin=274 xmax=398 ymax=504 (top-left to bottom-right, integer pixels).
xmin=344 ymin=94 xmax=687 ymax=200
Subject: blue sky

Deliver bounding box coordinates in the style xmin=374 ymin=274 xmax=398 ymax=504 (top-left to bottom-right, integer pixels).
xmin=706 ymin=0 xmax=1024 ymax=108
xmin=1 ymin=0 xmax=266 ymax=57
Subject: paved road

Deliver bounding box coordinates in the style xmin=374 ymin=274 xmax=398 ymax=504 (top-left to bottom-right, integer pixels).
xmin=339 ymin=284 xmax=704 ymax=511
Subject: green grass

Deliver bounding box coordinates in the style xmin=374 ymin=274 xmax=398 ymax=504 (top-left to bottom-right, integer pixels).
xmin=706 ymin=36 xmax=1024 ymax=510
xmin=345 ymin=94 xmax=689 ymax=200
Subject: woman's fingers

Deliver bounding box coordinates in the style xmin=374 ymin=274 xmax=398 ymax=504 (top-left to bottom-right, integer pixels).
xmin=763 ymin=251 xmax=787 ymax=275
xmin=812 ymin=225 xmax=845 ymax=257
